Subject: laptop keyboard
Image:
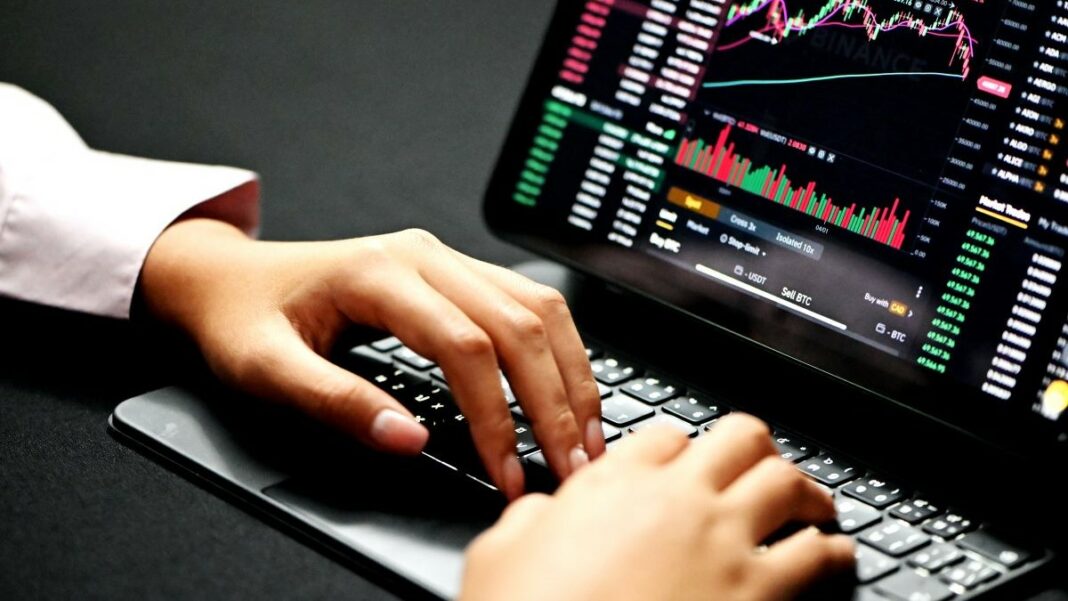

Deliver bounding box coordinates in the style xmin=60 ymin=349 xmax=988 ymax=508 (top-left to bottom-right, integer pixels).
xmin=339 ymin=336 xmax=1048 ymax=600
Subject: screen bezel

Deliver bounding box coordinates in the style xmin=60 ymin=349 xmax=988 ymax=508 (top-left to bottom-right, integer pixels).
xmin=483 ymin=1 xmax=1068 ymax=460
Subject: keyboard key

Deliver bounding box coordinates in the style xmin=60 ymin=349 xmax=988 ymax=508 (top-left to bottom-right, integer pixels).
xmin=908 ymin=543 xmax=964 ymax=573
xmin=408 ymin=385 xmax=462 ymax=429
xmin=346 ymin=349 xmax=423 ymax=392
xmin=703 ymin=420 xmax=722 ymax=432
xmin=772 ymin=432 xmax=815 ymax=463
xmin=890 ymin=498 xmax=942 ymax=525
xmin=941 ymin=558 xmax=998 ymax=589
xmin=370 ymin=336 xmax=402 ymax=352
xmin=394 ymin=346 xmax=435 ymax=370
xmin=601 ymin=395 xmax=655 ymax=427
xmin=922 ymin=512 xmax=975 ymax=539
xmin=853 ymin=589 xmax=893 ymax=601
xmin=429 ymin=366 xmax=447 ymax=383
xmin=343 ymin=344 xmax=391 ymax=369
xmin=408 ymin=382 xmax=450 ymax=406
xmin=590 ymin=356 xmax=640 ymax=385
xmin=520 ymin=450 xmax=554 ymax=490
xmin=598 ymin=382 xmax=613 ymax=398
xmin=621 ymin=377 xmax=680 ymax=405
xmin=627 ymin=414 xmax=698 ymax=438
xmin=500 ymin=376 xmax=518 ymax=405
xmin=855 ymin=545 xmax=899 ymax=583
xmin=836 ymin=498 xmax=882 ymax=534
xmin=798 ymin=454 xmax=859 ymax=487
xmin=957 ymin=529 xmax=1033 ymax=569
xmin=860 ymin=522 xmax=931 ymax=557
xmin=663 ymin=395 xmax=725 ymax=425
xmin=875 ymin=569 xmax=954 ymax=601
xmin=843 ymin=477 xmax=907 ymax=509
xmin=526 ymin=450 xmax=549 ymax=470
xmin=602 ymin=422 xmax=622 ymax=442
xmin=513 ymin=421 xmax=538 ymax=455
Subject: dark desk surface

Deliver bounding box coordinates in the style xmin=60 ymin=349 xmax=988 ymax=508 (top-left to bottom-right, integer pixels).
xmin=0 ymin=2 xmax=548 ymax=598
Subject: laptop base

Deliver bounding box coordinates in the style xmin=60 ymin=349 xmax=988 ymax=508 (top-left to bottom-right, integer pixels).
xmin=109 ymin=261 xmax=1058 ymax=601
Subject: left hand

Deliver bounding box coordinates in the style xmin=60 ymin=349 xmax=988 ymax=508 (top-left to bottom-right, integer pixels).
xmin=139 ymin=219 xmax=605 ymax=498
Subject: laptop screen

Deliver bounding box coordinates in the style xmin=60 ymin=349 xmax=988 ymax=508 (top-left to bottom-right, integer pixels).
xmin=484 ymin=0 xmax=1068 ymax=450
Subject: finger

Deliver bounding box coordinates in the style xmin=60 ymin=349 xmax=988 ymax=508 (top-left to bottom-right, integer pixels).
xmin=333 ymin=266 xmax=523 ymax=499
xmin=755 ymin=527 xmax=855 ymax=600
xmin=673 ymin=413 xmax=776 ymax=490
xmin=606 ymin=425 xmax=691 ymax=467
xmin=456 ymin=255 xmax=605 ymax=459
xmin=235 ymin=322 xmax=429 ymax=454
xmin=410 ymin=244 xmax=587 ymax=481
xmin=722 ymin=456 xmax=836 ymax=543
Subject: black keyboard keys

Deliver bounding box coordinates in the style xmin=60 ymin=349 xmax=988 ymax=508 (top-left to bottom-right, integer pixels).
xmin=590 ymin=356 xmax=640 ymax=385
xmin=890 ymin=498 xmax=942 ymax=525
xmin=602 ymin=422 xmax=622 ymax=443
xmin=370 ymin=336 xmax=402 ymax=352
xmin=601 ymin=395 xmax=655 ymax=427
xmin=860 ymin=522 xmax=931 ymax=557
xmin=407 ymin=383 xmax=461 ymax=428
xmin=855 ymin=545 xmax=899 ymax=584
xmin=394 ymin=346 xmax=436 ymax=370
xmin=500 ymin=376 xmax=518 ymax=405
xmin=842 ymin=477 xmax=906 ymax=509
xmin=957 ymin=529 xmax=1033 ymax=569
xmin=875 ymin=569 xmax=954 ymax=601
xmin=922 ymin=512 xmax=975 ymax=539
xmin=621 ymin=377 xmax=679 ymax=405
xmin=663 ymin=395 xmax=725 ymax=425
xmin=772 ymin=433 xmax=815 ymax=463
xmin=908 ymin=543 xmax=964 ymax=573
xmin=513 ymin=421 xmax=539 ymax=456
xmin=835 ymin=498 xmax=882 ymax=534
xmin=429 ymin=366 xmax=447 ymax=383
xmin=345 ymin=347 xmax=422 ymax=395
xmin=798 ymin=454 xmax=858 ymax=487
xmin=941 ymin=558 xmax=998 ymax=589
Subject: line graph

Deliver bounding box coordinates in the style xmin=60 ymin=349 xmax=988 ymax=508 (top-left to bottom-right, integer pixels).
xmin=721 ymin=0 xmax=978 ymax=78
xmin=702 ymin=70 xmax=963 ymax=88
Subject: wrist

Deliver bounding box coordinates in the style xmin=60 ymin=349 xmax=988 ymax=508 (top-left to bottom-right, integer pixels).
xmin=140 ymin=217 xmax=256 ymax=337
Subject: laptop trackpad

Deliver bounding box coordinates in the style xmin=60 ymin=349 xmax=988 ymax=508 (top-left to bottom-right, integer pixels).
xmin=263 ymin=465 xmax=501 ymax=599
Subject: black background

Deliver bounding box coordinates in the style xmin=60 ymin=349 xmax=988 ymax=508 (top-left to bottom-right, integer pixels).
xmin=0 ymin=1 xmax=550 ymax=598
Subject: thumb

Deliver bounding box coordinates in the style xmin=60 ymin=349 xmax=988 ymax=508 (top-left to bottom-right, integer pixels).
xmin=227 ymin=329 xmax=429 ymax=454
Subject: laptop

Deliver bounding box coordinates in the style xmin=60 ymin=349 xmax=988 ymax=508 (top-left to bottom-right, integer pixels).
xmin=110 ymin=0 xmax=1068 ymax=598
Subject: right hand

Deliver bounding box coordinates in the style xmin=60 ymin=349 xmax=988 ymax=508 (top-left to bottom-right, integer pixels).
xmin=461 ymin=414 xmax=855 ymax=601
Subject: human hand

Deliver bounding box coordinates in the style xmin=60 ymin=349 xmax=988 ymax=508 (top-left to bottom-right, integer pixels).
xmin=140 ymin=219 xmax=604 ymax=498
xmin=461 ymin=415 xmax=855 ymax=601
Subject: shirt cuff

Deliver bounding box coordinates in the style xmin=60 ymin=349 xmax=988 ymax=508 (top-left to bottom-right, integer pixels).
xmin=0 ymin=150 xmax=260 ymax=318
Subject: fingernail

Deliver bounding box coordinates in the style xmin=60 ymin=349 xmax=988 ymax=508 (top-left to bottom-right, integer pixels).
xmin=501 ymin=454 xmax=525 ymax=500
xmin=370 ymin=409 xmax=428 ymax=453
xmin=569 ymin=445 xmax=589 ymax=473
xmin=585 ymin=417 xmax=606 ymax=458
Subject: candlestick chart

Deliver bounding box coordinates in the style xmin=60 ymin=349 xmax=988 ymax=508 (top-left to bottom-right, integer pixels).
xmin=699 ymin=0 xmax=1000 ymax=185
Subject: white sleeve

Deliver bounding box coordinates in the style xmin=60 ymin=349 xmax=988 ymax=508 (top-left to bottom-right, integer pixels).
xmin=0 ymin=83 xmax=260 ymax=318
